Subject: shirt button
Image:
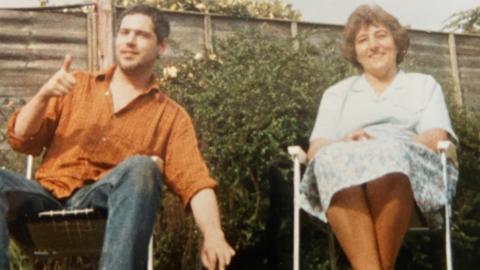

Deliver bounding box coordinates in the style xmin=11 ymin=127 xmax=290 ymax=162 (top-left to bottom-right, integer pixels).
xmin=104 ymin=91 xmax=110 ymax=96
xmin=102 ymin=137 xmax=107 ymax=142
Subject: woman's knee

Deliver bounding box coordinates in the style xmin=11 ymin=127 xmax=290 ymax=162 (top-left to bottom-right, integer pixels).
xmin=330 ymin=185 xmax=365 ymax=208
xmin=365 ymin=173 xmax=414 ymax=213
xmin=367 ymin=173 xmax=412 ymax=197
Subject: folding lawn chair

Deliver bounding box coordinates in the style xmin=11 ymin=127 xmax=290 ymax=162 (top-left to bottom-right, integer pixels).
xmin=288 ymin=140 xmax=457 ymax=270
xmin=8 ymin=155 xmax=155 ymax=270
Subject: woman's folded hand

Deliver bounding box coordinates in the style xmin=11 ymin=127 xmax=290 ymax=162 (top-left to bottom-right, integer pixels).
xmin=344 ymin=129 xmax=374 ymax=141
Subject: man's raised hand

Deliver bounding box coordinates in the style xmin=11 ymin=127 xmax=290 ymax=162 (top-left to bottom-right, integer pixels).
xmin=37 ymin=54 xmax=76 ymax=101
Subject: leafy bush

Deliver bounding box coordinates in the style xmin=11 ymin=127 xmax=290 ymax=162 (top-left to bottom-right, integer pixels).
xmin=450 ymin=108 xmax=480 ymax=269
xmin=116 ymin=0 xmax=302 ymax=20
xmin=443 ymin=6 xmax=480 ymax=34
xmin=0 ymin=98 xmax=27 ymax=173
xmin=158 ymin=29 xmax=351 ymax=269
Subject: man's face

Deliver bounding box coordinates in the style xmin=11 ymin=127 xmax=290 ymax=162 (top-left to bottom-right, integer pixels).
xmin=115 ymin=14 xmax=166 ymax=74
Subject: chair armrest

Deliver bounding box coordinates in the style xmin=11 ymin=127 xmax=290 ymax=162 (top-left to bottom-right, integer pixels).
xmin=288 ymin=146 xmax=307 ymax=165
xmin=437 ymin=141 xmax=458 ymax=168
xmin=37 ymin=208 xmax=96 ymax=218
xmin=25 ymin=155 xmax=34 ymax=179
xmin=150 ymin=156 xmax=164 ymax=173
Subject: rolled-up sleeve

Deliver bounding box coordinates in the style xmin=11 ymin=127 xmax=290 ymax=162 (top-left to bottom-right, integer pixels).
xmin=7 ymin=97 xmax=63 ymax=156
xmin=164 ymin=110 xmax=217 ymax=207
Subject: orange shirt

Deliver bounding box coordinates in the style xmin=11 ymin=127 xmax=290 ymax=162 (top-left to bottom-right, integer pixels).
xmin=7 ymin=65 xmax=216 ymax=206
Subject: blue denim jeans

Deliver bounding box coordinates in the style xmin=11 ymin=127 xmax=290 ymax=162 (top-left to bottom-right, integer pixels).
xmin=0 ymin=155 xmax=162 ymax=270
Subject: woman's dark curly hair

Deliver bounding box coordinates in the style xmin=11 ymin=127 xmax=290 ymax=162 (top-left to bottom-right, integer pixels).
xmin=341 ymin=4 xmax=410 ymax=70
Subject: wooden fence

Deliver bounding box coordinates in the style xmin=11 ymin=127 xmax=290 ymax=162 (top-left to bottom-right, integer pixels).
xmin=0 ymin=4 xmax=478 ymax=118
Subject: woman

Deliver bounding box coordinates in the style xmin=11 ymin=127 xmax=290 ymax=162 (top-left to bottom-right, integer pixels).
xmin=300 ymin=5 xmax=458 ymax=270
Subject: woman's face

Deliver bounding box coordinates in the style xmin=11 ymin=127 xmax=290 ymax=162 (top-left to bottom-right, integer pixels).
xmin=354 ymin=24 xmax=398 ymax=78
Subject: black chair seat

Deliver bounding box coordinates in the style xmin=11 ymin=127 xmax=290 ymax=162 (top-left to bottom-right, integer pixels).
xmin=9 ymin=208 xmax=107 ymax=258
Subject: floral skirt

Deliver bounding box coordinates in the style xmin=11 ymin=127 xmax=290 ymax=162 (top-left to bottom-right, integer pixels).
xmin=299 ymin=139 xmax=458 ymax=223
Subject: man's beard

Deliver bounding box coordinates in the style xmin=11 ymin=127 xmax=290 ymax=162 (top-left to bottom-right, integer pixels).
xmin=117 ymin=56 xmax=154 ymax=76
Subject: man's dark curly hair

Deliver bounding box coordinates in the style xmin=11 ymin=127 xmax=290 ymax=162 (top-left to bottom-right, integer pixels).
xmin=117 ymin=4 xmax=170 ymax=43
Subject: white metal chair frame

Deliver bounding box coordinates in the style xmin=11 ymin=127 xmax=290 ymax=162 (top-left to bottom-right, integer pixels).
xmin=288 ymin=141 xmax=457 ymax=270
xmin=24 ymin=155 xmax=155 ymax=270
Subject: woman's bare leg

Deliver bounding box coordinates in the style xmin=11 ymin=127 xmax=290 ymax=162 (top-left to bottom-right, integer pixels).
xmin=365 ymin=173 xmax=414 ymax=270
xmin=327 ymin=186 xmax=382 ymax=270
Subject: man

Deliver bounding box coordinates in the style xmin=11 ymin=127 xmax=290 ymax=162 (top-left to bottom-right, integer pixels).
xmin=0 ymin=4 xmax=234 ymax=270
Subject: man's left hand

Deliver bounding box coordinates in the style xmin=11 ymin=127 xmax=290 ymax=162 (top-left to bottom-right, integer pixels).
xmin=201 ymin=231 xmax=235 ymax=270
xmin=190 ymin=189 xmax=235 ymax=269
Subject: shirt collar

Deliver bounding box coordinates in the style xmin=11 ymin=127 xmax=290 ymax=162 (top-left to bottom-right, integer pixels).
xmin=94 ymin=64 xmax=116 ymax=82
xmin=351 ymin=70 xmax=406 ymax=93
xmin=95 ymin=64 xmax=163 ymax=98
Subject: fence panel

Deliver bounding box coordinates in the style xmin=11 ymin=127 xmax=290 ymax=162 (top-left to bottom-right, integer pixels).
xmin=0 ymin=9 xmax=89 ymax=98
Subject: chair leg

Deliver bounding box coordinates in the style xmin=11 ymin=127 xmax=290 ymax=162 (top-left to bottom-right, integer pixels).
xmin=147 ymin=235 xmax=153 ymax=270
xmin=293 ymin=157 xmax=301 ymax=270
xmin=441 ymin=148 xmax=453 ymax=270
xmin=430 ymin=231 xmax=444 ymax=270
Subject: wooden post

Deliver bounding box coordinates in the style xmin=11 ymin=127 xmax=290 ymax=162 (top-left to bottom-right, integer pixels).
xmin=86 ymin=4 xmax=98 ymax=72
xmin=447 ymin=33 xmax=464 ymax=107
xmin=94 ymin=0 xmax=115 ymax=69
xmin=291 ymin=22 xmax=299 ymax=50
xmin=204 ymin=15 xmax=214 ymax=55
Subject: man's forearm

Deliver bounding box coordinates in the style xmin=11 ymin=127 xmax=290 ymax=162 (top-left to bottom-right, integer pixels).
xmin=190 ymin=188 xmax=224 ymax=238
xmin=190 ymin=188 xmax=235 ymax=269
xmin=14 ymin=94 xmax=50 ymax=137
xmin=14 ymin=55 xmax=76 ymax=137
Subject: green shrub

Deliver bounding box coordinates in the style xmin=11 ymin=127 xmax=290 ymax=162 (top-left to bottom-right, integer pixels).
xmin=450 ymin=108 xmax=480 ymax=269
xmin=116 ymin=0 xmax=302 ymax=20
xmin=159 ymin=28 xmax=351 ymax=269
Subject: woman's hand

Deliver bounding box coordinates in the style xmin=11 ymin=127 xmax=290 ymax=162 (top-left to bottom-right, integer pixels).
xmin=344 ymin=129 xmax=373 ymax=141
xmin=307 ymin=130 xmax=374 ymax=161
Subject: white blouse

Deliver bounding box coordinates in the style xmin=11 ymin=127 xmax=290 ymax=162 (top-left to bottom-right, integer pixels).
xmin=310 ymin=71 xmax=457 ymax=142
